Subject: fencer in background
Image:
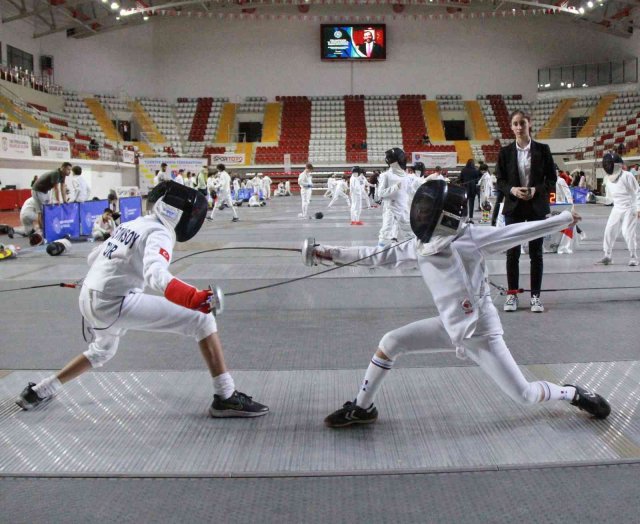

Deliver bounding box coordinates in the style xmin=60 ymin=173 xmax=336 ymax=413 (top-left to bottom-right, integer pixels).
xmin=596 ymin=153 xmax=640 ymax=266
xmin=7 ymin=197 xmax=43 ymax=245
xmin=210 ymin=164 xmax=239 ymax=222
xmin=232 ymin=176 xmax=241 ymax=198
xmin=298 ymin=163 xmax=314 ymax=218
xmin=377 ymin=148 xmax=415 ymax=247
xmin=67 ymin=166 xmax=91 ymax=202
xmin=308 ymin=180 xmax=610 ymax=428
xmin=324 ymin=176 xmax=336 ymax=198
xmin=284 ymin=180 xmax=292 ymax=196
xmin=349 ymin=167 xmax=365 ymax=225
xmin=478 ymin=164 xmax=494 ymax=210
xmin=359 ymin=170 xmax=375 ymax=209
xmin=425 ymin=165 xmax=447 ymax=183
xmin=261 ymin=173 xmax=272 ymax=200
xmin=174 ymin=170 xmax=185 ymax=185
xmin=91 ymin=208 xmax=117 ymax=241
xmin=248 ymin=193 xmax=266 ymax=207
xmin=274 ymin=182 xmax=286 ymax=196
xmin=16 ymin=181 xmax=268 ymax=418
xmin=327 ymin=174 xmax=350 ymax=209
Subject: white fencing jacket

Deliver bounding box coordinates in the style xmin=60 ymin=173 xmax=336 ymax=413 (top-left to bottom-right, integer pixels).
xmin=84 ymin=215 xmax=175 ymax=297
xmin=326 ymin=211 xmax=573 ymax=346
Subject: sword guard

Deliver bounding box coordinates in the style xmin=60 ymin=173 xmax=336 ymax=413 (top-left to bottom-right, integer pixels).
xmin=208 ymin=284 xmax=225 ymax=316
xmin=301 ymin=237 xmax=317 ymax=266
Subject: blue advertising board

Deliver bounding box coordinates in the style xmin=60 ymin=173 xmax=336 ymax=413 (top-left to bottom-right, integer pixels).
xmin=43 ymin=203 xmax=81 ymax=242
xmin=79 ymin=200 xmax=109 ymax=236
xmin=119 ymin=196 xmax=142 ymax=223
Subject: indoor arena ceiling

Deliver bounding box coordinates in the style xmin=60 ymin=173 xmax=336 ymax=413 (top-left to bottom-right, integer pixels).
xmin=0 ymin=0 xmax=637 ymax=39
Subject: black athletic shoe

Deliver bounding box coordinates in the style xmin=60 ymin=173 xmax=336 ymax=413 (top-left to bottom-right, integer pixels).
xmin=209 ymin=390 xmax=269 ymax=418
xmin=565 ymin=384 xmax=611 ymax=419
xmin=16 ymin=382 xmax=51 ymax=411
xmin=324 ymin=400 xmax=378 ymax=428
xmin=231 ymin=217 xmax=239 ymax=222
xmin=7 ymin=227 xmax=14 ymax=239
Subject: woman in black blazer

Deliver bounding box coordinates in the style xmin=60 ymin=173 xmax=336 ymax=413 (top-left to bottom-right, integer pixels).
xmin=495 ymin=110 xmax=556 ymax=313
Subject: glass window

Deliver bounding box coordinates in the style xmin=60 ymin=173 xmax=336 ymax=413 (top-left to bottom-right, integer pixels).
xmin=624 ymin=58 xmax=638 ymax=83
xmin=611 ymin=60 xmax=624 ymax=84
xmin=7 ymin=45 xmax=34 ymax=73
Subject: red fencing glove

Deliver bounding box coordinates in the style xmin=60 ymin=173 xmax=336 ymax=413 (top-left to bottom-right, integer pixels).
xmin=164 ymin=278 xmax=212 ymax=313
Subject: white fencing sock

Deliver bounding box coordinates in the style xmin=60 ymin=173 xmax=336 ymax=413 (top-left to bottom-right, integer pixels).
xmin=355 ymin=355 xmax=394 ymax=408
xmin=33 ymin=376 xmax=62 ymax=399
xmin=537 ymin=382 xmax=576 ymax=402
xmin=212 ymin=372 xmax=235 ymax=400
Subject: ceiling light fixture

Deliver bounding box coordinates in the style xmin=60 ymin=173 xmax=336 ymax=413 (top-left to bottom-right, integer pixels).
xmin=111 ymin=2 xmax=119 ymax=10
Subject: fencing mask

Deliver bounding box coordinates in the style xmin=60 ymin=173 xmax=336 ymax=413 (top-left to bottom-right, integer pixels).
xmin=46 ymin=238 xmax=71 ymax=256
xmin=148 ymin=181 xmax=207 ymax=242
xmin=413 ymin=162 xmax=426 ymax=177
xmin=29 ymin=232 xmax=44 ymax=246
xmin=602 ymin=152 xmax=623 ymax=178
xmin=384 ymin=147 xmax=407 ymax=170
xmin=351 ymin=166 xmax=362 ymax=175
xmin=410 ymin=180 xmax=468 ymax=243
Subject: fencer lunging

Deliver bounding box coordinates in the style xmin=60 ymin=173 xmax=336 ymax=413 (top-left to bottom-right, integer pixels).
xmin=16 ymin=181 xmax=268 ymax=418
xmin=308 ymin=180 xmax=610 ymax=428
xmin=596 ymin=153 xmax=640 ymax=266
xmin=298 ymin=163 xmax=314 ymax=218
xmin=328 ymin=175 xmax=350 ymax=208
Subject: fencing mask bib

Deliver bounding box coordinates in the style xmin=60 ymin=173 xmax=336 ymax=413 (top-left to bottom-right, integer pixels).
xmin=410 ymin=180 xmax=467 ymax=243
xmin=148 ymin=181 xmax=207 ymax=242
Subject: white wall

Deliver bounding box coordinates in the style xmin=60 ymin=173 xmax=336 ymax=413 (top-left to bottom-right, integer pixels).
xmin=0 ymin=156 xmax=136 ymax=199
xmin=1 ymin=13 xmax=638 ymax=101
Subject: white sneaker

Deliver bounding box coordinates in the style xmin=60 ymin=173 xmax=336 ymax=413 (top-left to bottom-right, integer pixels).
xmin=579 ymin=232 xmax=587 ymax=241
xmin=595 ymin=256 xmax=612 ymax=265
xmin=629 ymin=257 xmax=639 ymax=267
xmin=503 ymin=295 xmax=518 ymax=312
xmin=530 ymin=296 xmax=544 ymax=313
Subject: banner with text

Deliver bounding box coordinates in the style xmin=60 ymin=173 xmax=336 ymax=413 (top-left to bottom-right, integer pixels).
xmin=122 ymin=149 xmax=136 ymax=163
xmin=412 ymin=151 xmax=458 ymax=169
xmin=138 ymin=158 xmax=207 ymax=194
xmin=39 ymin=138 xmax=71 ymax=160
xmin=0 ymin=132 xmax=32 ymax=159
xmin=119 ymin=196 xmax=143 ymax=223
xmin=210 ymin=153 xmax=245 ymax=166
xmin=43 ymin=203 xmax=81 ymax=242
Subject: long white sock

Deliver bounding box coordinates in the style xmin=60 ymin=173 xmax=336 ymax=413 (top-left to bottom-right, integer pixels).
xmin=33 ymin=376 xmax=62 ymax=399
xmin=355 ymin=355 xmax=394 ymax=408
xmin=536 ymin=382 xmax=576 ymax=402
xmin=212 ymin=372 xmax=235 ymax=400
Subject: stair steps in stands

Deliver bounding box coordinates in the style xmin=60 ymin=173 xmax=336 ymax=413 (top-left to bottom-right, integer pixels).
xmin=0 ymin=95 xmax=48 ymax=132
xmin=421 ymin=101 xmax=446 ymax=142
xmin=129 ymin=101 xmax=167 ymax=144
xmin=454 ymin=141 xmax=474 ymax=164
xmin=261 ymin=103 xmax=282 ymax=143
xmin=84 ymin=98 xmax=121 ymax=141
xmin=465 ymin=101 xmax=491 ymax=140
xmin=578 ymin=94 xmax=617 ymax=138
xmin=537 ymin=98 xmax=575 ymax=139
xmin=215 ymin=103 xmax=237 ymax=143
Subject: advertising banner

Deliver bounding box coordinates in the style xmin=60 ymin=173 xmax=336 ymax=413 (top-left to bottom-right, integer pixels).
xmin=119 ymin=196 xmax=142 ymax=223
xmin=79 ymin=200 xmax=108 ymax=236
xmin=412 ymin=151 xmax=458 ymax=169
xmin=122 ymin=149 xmax=136 ymax=163
xmin=139 ymin=158 xmax=207 ymax=194
xmin=210 ymin=153 xmax=245 ymax=165
xmin=39 ymin=138 xmax=71 ymax=160
xmin=0 ymin=132 xmax=32 ymax=159
xmin=43 ymin=203 xmax=80 ymax=242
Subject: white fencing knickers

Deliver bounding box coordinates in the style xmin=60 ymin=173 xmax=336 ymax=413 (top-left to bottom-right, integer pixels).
xmin=350 ymin=191 xmax=363 ymax=222
xmin=378 ymin=307 xmax=548 ymax=406
xmin=603 ymin=206 xmax=638 ymax=258
xmin=211 ymin=190 xmax=238 ymax=219
xmin=328 ymin=189 xmax=350 ymax=208
xmin=300 ymin=188 xmax=312 ymax=217
xmin=79 ymin=286 xmax=216 ymax=368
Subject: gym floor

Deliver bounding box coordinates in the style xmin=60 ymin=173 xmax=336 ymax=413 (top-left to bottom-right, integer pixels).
xmin=1 ymin=196 xmax=639 ymax=523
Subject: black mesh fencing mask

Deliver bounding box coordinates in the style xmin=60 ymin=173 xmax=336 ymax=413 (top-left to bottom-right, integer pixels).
xmin=410 ymin=180 xmax=468 ymax=243
xmin=148 ymin=181 xmax=208 ymax=242
xmin=602 ymin=152 xmax=623 ymax=176
xmin=384 ymin=147 xmax=407 ymax=170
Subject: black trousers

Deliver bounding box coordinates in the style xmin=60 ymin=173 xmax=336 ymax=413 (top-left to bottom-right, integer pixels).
xmin=467 ymin=192 xmax=476 ymax=219
xmin=504 ymin=203 xmax=545 ymax=297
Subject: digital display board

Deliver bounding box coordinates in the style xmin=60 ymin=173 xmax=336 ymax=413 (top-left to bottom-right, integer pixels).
xmin=321 ymin=24 xmax=387 ymax=61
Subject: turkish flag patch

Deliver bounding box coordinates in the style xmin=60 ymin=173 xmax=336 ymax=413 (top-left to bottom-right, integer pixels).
xmin=159 ymin=248 xmax=170 ymax=262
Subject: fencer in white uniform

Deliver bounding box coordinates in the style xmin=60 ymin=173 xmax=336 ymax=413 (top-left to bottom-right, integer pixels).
xmin=298 ymin=164 xmax=314 ymax=218
xmin=327 ymin=176 xmax=350 ymax=208
xmin=359 ymin=172 xmax=374 ymax=209
xmin=210 ymin=164 xmax=239 ymax=222
xmin=478 ymin=166 xmax=494 ymax=207
xmin=10 ymin=197 xmax=39 ymax=237
xmin=324 ymin=176 xmax=336 ymax=198
xmin=261 ymin=173 xmax=272 ymax=200
xmin=349 ymin=167 xmax=365 ymax=225
xmin=377 ymin=148 xmax=415 ymax=247
xmin=596 ymin=153 xmax=640 ymax=266
xmin=68 ymin=166 xmax=91 ymax=202
xmin=307 ymin=180 xmax=611 ymax=427
xmin=16 ymin=181 xmax=268 ymax=418
xmin=232 ymin=177 xmax=241 ymax=198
